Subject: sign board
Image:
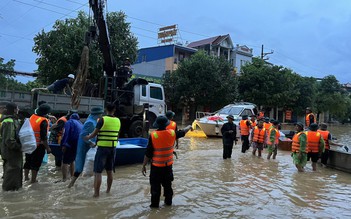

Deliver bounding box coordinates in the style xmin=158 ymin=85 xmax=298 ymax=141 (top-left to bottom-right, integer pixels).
xmin=158 ymin=24 xmax=177 ymax=45
xmin=285 ymin=110 xmax=292 ymax=121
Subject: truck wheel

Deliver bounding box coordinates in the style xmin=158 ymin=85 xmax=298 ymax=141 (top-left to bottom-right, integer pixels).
xmin=148 ymin=112 xmax=156 ymax=128
xmin=128 ymin=120 xmax=143 ymax=137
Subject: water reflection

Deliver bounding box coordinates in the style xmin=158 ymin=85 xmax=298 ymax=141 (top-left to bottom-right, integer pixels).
xmin=1 ymin=125 xmax=351 ymax=218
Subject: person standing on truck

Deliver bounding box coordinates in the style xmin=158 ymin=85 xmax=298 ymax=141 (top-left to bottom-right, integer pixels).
xmin=142 ymin=115 xmax=191 ymax=208
xmin=60 ymin=113 xmax=83 ymax=182
xmin=24 ymin=104 xmax=52 ymax=183
xmin=0 ymin=102 xmax=23 ymax=191
xmin=84 ymin=103 xmax=121 ymax=197
xmin=31 ymin=74 xmax=75 ymax=95
xmin=68 ymin=106 xmax=103 ymax=188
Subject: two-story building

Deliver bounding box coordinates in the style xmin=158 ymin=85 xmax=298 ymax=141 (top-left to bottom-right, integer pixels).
xmin=132 ymin=44 xmax=197 ymax=78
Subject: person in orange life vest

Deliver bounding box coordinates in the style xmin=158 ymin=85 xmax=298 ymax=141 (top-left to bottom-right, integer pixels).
xmin=165 ymin=110 xmax=179 ymax=149
xmin=221 ymin=115 xmax=237 ymax=159
xmin=142 ymin=116 xmax=191 ymax=208
xmin=84 ymin=103 xmax=120 ymax=197
xmin=291 ymin=122 xmax=307 ymax=172
xmin=318 ymin=123 xmax=343 ymax=166
xmin=24 ymin=104 xmax=52 ymax=183
xmin=250 ymin=119 xmax=266 ymax=157
xmin=263 ymin=117 xmax=271 ymax=148
xmin=266 ymin=120 xmax=281 ymax=160
xmin=250 ymin=115 xmax=257 ymax=128
xmin=239 ymin=115 xmax=251 ymax=153
xmin=305 ymin=107 xmax=316 ymax=129
xmin=306 ymin=123 xmax=325 ymax=171
xmin=50 ymin=109 xmax=77 ymax=168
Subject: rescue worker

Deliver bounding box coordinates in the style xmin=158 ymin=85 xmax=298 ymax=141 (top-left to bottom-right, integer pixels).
xmin=84 ymin=103 xmax=120 ymax=197
xmin=306 ymin=123 xmax=325 ymax=171
xmin=0 ymin=102 xmax=23 ymax=191
xmin=305 ymin=107 xmax=316 ymax=128
xmin=142 ymin=115 xmax=191 ymax=208
xmin=60 ymin=113 xmax=83 ymax=182
xmin=318 ymin=123 xmax=343 ymax=166
xmin=31 ymin=74 xmax=75 ymax=95
xmin=0 ymin=101 xmax=7 ymax=127
xmin=50 ymin=109 xmax=77 ymax=168
xmin=239 ymin=115 xmax=251 ymax=153
xmin=250 ymin=115 xmax=257 ymax=128
xmin=68 ymin=106 xmax=103 ymax=188
xmin=221 ymin=115 xmax=237 ymax=159
xmin=250 ymin=120 xmax=266 ymax=157
xmin=266 ymin=120 xmax=280 ymax=160
xmin=165 ymin=110 xmax=178 ymax=149
xmin=257 ymin=109 xmax=265 ymax=120
xmin=24 ymin=104 xmax=52 ymax=183
xmin=291 ymin=122 xmax=307 ymax=172
xmin=263 ymin=117 xmax=272 ymax=148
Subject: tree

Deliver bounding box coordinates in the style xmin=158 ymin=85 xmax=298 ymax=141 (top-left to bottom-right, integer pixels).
xmin=315 ymin=75 xmax=350 ymax=120
xmin=162 ymin=51 xmax=238 ymax=112
xmin=0 ymin=58 xmax=28 ymax=91
xmin=33 ymin=11 xmax=138 ymax=85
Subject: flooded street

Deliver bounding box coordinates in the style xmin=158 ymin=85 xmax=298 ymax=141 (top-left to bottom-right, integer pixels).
xmin=1 ymin=125 xmax=351 ymax=218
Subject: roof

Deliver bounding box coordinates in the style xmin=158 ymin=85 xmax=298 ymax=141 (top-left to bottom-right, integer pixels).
xmin=187 ymin=34 xmax=231 ymax=48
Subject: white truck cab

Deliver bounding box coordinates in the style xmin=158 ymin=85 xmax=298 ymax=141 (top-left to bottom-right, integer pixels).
xmin=133 ymin=82 xmax=166 ymax=125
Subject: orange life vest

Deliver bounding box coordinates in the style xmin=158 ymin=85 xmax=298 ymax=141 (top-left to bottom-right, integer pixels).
xmin=250 ymin=120 xmax=257 ymax=128
xmin=305 ymin=113 xmax=316 ymax=127
xmin=30 ymin=114 xmax=49 ymax=145
xmin=56 ymin=116 xmax=67 ymax=136
xmin=263 ymin=122 xmax=271 ymax=130
xmin=253 ymin=126 xmax=266 ymax=143
xmin=306 ymin=131 xmax=321 ymax=153
xmin=240 ymin=120 xmax=250 ymax=136
xmin=166 ymin=121 xmax=177 ymax=131
xmin=151 ymin=129 xmax=176 ymax=167
xmin=266 ymin=127 xmax=280 ymax=145
xmin=292 ymin=132 xmax=307 ymax=153
xmin=318 ymin=129 xmax=330 ymax=150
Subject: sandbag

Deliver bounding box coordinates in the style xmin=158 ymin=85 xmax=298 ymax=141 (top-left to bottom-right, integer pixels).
xmin=82 ymin=147 xmax=97 ymax=176
xmin=18 ymin=118 xmax=36 ymax=154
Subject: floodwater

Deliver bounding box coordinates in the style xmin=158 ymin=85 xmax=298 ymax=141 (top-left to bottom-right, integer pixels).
xmin=1 ymin=125 xmax=351 ymax=219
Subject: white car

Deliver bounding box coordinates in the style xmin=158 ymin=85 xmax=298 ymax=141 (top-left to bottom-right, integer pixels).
xmin=192 ymin=102 xmax=258 ymax=137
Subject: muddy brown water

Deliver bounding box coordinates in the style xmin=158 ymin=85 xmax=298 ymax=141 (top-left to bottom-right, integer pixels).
xmin=0 ymin=125 xmax=351 ymax=218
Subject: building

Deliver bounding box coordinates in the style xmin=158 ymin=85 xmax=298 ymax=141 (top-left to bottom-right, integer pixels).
xmin=187 ymin=34 xmax=253 ymax=74
xmin=132 ymin=44 xmax=197 ymax=78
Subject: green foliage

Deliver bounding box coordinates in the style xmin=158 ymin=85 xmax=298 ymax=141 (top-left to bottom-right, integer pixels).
xmin=239 ymin=58 xmax=317 ymax=116
xmin=33 ymin=11 xmax=138 ymax=85
xmin=315 ymin=75 xmax=350 ymax=119
xmin=162 ymin=51 xmax=238 ymax=111
xmin=0 ymin=57 xmax=27 ymax=91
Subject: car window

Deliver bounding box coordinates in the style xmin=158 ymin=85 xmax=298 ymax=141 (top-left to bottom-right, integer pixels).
xmin=241 ymin=109 xmax=253 ymax=116
xmin=229 ymin=107 xmax=244 ymax=115
xmin=218 ymin=106 xmax=232 ymax=114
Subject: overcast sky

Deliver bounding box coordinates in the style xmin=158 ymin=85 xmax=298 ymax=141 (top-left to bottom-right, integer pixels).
xmin=1 ymin=0 xmax=350 ymax=83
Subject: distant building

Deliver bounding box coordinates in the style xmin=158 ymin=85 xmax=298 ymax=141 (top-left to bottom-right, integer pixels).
xmin=187 ymin=34 xmax=253 ymax=74
xmin=132 ymin=44 xmax=197 ymax=78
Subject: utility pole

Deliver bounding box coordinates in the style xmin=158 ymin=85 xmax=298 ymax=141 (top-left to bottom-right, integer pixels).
xmin=261 ymin=44 xmax=274 ymax=60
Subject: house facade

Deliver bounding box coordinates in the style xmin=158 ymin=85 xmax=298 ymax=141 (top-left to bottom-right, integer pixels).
xmin=187 ymin=35 xmax=253 ymax=74
xmin=132 ymin=44 xmax=197 ymax=78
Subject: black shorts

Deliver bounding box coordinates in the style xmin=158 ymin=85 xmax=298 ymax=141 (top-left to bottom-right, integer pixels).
xmin=94 ymin=147 xmax=115 ymax=173
xmin=62 ymin=147 xmax=77 ymax=164
xmin=307 ymin=152 xmax=319 ymax=163
xmin=23 ymin=144 xmax=46 ymax=171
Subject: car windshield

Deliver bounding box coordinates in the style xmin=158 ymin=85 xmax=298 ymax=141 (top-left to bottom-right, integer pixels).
xmin=218 ymin=106 xmax=243 ymax=115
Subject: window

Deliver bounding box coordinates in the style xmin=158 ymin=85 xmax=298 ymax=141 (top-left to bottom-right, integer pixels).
xmin=150 ymin=86 xmax=163 ymax=100
xmin=142 ymin=85 xmax=146 ymax=97
xmin=241 ymin=109 xmax=253 ymax=117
